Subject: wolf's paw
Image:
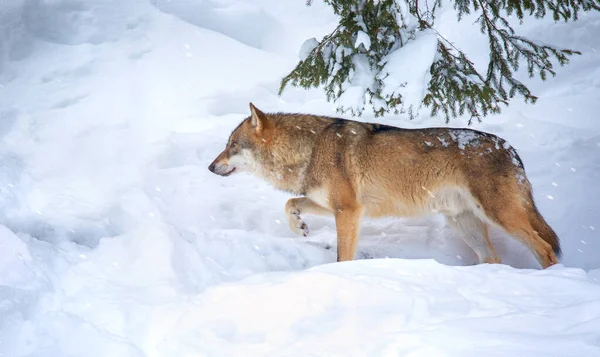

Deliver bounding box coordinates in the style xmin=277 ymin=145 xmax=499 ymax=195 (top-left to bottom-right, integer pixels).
xmin=288 ymin=209 xmax=309 ymax=237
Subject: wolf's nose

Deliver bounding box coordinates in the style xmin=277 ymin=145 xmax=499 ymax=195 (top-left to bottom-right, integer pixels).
xmin=208 ymin=162 xmax=216 ymax=172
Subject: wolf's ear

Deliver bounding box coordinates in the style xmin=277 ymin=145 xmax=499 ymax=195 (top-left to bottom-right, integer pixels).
xmin=249 ymin=102 xmax=265 ymax=135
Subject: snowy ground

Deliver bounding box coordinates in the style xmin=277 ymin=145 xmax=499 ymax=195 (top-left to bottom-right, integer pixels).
xmin=1 ymin=0 xmax=599 ymax=356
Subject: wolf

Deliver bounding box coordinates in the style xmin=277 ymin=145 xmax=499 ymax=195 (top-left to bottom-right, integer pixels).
xmin=208 ymin=103 xmax=561 ymax=269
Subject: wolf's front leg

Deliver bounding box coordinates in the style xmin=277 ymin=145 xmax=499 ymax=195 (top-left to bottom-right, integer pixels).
xmin=334 ymin=205 xmax=363 ymax=262
xmin=285 ymin=197 xmax=331 ymax=237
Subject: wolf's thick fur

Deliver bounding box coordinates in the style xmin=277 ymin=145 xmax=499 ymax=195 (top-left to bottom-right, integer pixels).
xmin=209 ymin=103 xmax=561 ymax=268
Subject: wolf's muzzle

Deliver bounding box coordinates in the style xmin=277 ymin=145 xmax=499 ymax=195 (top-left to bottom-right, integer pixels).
xmin=208 ymin=161 xmax=235 ymax=176
xmin=208 ymin=162 xmax=216 ymax=173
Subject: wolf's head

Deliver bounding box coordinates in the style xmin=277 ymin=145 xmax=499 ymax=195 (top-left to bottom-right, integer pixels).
xmin=208 ymin=103 xmax=270 ymax=177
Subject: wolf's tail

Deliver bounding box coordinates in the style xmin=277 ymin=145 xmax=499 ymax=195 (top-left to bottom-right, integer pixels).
xmin=527 ymin=201 xmax=562 ymax=258
xmin=512 ymin=148 xmax=561 ymax=259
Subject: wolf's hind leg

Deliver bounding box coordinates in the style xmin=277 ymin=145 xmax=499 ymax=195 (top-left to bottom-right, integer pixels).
xmin=285 ymin=197 xmax=332 ymax=237
xmin=446 ymin=211 xmax=501 ymax=264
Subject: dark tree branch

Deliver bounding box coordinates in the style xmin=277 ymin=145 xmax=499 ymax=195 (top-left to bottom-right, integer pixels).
xmin=279 ymin=0 xmax=597 ymax=123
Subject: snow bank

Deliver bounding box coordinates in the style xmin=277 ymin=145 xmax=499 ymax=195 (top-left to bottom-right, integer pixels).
xmin=4 ymin=245 xmax=600 ymax=356
xmin=134 ymin=260 xmax=600 ymax=356
xmin=22 ymin=0 xmax=140 ymax=45
xmin=150 ymin=0 xmax=284 ymax=52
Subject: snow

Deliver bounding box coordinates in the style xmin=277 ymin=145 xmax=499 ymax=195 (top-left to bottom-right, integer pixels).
xmin=337 ymin=53 xmax=375 ymax=114
xmin=449 ymin=129 xmax=482 ymax=150
xmin=1 ymin=0 xmax=600 ymax=356
xmin=393 ymin=0 xmax=418 ymax=32
xmin=378 ymin=29 xmax=439 ymax=115
xmin=299 ymin=37 xmax=319 ymax=61
xmin=158 ymin=260 xmax=600 ymax=357
xmin=437 ymin=136 xmax=450 ymax=147
xmin=354 ymin=30 xmax=371 ymax=50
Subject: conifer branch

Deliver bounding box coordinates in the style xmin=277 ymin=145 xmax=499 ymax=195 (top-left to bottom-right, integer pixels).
xmin=280 ymin=0 xmax=598 ymax=123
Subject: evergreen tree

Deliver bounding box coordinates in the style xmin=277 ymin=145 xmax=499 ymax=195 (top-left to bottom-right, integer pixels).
xmin=278 ymin=0 xmax=599 ymax=123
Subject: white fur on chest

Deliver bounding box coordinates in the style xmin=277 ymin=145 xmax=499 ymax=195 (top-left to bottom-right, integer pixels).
xmin=306 ymin=187 xmax=331 ymax=210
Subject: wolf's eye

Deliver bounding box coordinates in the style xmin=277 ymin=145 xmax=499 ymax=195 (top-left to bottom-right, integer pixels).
xmin=230 ymin=141 xmax=237 ymax=149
